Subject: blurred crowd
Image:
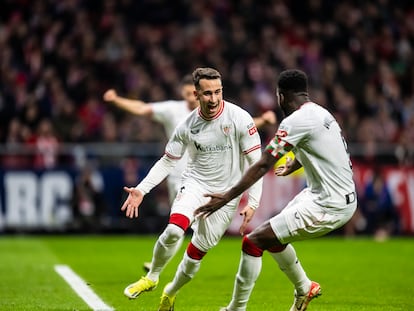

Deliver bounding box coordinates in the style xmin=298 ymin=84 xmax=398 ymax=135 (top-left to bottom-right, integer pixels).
xmin=1 ymin=0 xmax=414 ymax=168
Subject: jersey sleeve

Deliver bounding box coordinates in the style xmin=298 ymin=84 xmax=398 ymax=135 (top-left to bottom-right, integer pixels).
xmin=164 ymin=121 xmax=188 ymax=159
xmin=265 ymin=110 xmax=311 ymax=160
xmin=136 ymin=154 xmax=179 ymax=194
xmin=238 ymin=111 xmax=262 ymax=154
xmin=150 ymin=100 xmax=175 ymax=123
xmin=237 ymin=110 xmax=263 ymax=209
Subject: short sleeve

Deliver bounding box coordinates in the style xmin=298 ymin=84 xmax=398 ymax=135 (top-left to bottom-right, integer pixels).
xmin=275 ymin=110 xmax=313 ymax=147
xmin=238 ymin=110 xmax=261 ymax=153
xmin=150 ymin=101 xmax=175 ymax=123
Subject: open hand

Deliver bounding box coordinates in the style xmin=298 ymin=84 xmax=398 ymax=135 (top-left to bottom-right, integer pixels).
xmin=120 ymin=187 xmax=144 ymax=218
xmin=274 ymin=156 xmax=293 ymax=176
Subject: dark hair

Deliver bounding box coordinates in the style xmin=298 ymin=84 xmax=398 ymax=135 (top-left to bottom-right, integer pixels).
xmin=181 ymin=74 xmax=193 ymax=86
xmin=192 ymin=67 xmax=221 ymax=89
xmin=278 ymin=69 xmax=308 ymax=93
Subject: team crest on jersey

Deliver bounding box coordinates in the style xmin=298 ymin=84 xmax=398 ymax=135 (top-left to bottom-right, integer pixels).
xmin=222 ymin=124 xmax=232 ymax=136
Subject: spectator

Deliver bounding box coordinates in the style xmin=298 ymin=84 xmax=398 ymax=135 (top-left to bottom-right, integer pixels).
xmin=27 ymin=118 xmax=60 ymax=169
xmin=71 ymin=166 xmax=107 ymax=233
xmin=1 ymin=118 xmax=31 ymax=168
xmin=361 ymin=170 xmax=400 ymax=240
xmin=77 ymin=96 xmax=106 ymax=141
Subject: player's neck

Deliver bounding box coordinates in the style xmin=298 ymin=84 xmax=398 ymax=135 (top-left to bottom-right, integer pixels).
xmin=295 ymin=94 xmax=310 ymax=105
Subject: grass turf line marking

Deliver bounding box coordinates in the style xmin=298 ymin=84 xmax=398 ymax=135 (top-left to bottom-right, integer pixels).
xmin=54 ymin=264 xmax=114 ymax=311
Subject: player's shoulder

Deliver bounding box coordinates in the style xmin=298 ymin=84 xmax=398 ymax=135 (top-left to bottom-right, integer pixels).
xmin=224 ymin=100 xmax=243 ymax=111
xmin=222 ymin=101 xmax=256 ymax=136
xmin=285 ymin=102 xmax=334 ymax=132
xmin=178 ymin=107 xmax=199 ymax=126
xmin=300 ymin=102 xmax=329 ymax=113
xmin=288 ymin=102 xmax=322 ymax=119
xmin=152 ymin=100 xmax=190 ymax=119
xmin=223 ymin=100 xmax=252 ymax=118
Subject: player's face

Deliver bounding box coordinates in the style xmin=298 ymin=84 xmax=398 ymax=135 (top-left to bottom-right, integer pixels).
xmin=181 ymin=84 xmax=198 ymax=110
xmin=196 ymin=78 xmax=223 ymax=119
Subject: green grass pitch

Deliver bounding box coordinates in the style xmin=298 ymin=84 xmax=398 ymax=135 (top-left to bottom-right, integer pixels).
xmin=0 ymin=234 xmax=413 ymax=310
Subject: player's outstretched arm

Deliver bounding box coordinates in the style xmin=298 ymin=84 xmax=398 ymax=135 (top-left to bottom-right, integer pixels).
xmin=195 ymin=151 xmax=276 ymax=218
xmin=103 ymin=89 xmax=153 ymax=116
xmin=121 ymin=187 xmax=144 ymax=218
xmin=123 ymin=154 xmax=179 ymax=218
xmin=194 ymin=193 xmax=229 ymax=218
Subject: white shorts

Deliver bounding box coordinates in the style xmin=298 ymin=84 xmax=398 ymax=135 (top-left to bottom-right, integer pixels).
xmin=171 ymin=182 xmax=240 ymax=252
xmin=270 ymin=188 xmax=357 ymax=244
xmin=166 ymin=175 xmax=182 ymax=204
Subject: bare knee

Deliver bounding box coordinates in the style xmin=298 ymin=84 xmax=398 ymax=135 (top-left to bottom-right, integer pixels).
xmin=246 ymin=221 xmax=286 ymax=252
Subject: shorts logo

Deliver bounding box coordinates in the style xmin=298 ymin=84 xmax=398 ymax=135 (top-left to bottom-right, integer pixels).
xmin=176 ymin=186 xmax=185 ymax=201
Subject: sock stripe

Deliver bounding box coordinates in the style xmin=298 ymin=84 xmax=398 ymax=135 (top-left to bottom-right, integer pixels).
xmin=186 ymin=242 xmax=206 ymax=260
xmin=169 ymin=213 xmax=190 ymax=231
xmin=242 ymin=236 xmax=263 ymax=257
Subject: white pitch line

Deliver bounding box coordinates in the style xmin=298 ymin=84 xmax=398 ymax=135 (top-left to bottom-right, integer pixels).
xmin=54 ymin=264 xmax=114 ymax=311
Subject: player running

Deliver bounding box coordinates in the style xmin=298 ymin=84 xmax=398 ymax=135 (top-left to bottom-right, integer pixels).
xmin=120 ymin=67 xmax=264 ymax=311
xmin=195 ymin=69 xmax=357 ymax=311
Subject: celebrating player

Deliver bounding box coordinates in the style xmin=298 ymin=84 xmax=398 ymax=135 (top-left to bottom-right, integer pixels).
xmin=195 ymin=69 xmax=357 ymax=311
xmin=120 ymin=67 xmax=264 ymax=311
